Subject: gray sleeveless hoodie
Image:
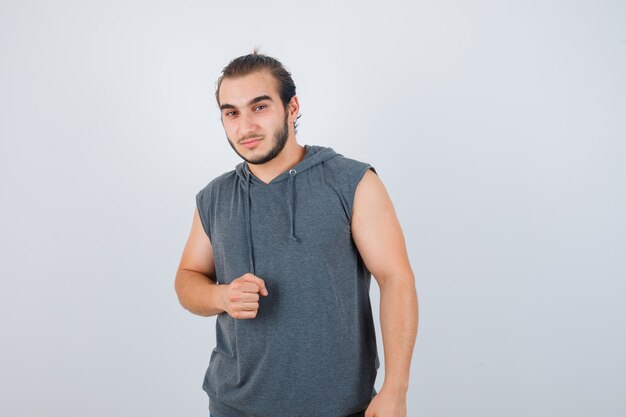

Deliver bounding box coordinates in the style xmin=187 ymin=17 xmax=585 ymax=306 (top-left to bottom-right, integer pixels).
xmin=195 ymin=144 xmax=380 ymax=417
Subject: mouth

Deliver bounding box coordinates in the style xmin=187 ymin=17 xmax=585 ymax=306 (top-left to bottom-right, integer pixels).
xmin=241 ymin=137 xmax=262 ymax=149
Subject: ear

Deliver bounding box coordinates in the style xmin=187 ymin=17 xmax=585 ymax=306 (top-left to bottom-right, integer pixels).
xmin=287 ymin=95 xmax=300 ymax=120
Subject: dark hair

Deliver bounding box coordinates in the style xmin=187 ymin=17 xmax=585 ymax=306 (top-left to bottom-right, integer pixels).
xmin=215 ymin=48 xmax=302 ymax=133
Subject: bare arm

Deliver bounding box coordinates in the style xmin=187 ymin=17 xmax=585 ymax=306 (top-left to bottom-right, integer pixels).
xmin=351 ymin=169 xmax=419 ymax=394
xmin=174 ymin=207 xmax=226 ymax=317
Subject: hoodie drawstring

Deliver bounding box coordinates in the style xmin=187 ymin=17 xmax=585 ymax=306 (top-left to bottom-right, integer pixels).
xmin=244 ymin=171 xmax=256 ymax=274
xmin=287 ymin=169 xmax=298 ymax=242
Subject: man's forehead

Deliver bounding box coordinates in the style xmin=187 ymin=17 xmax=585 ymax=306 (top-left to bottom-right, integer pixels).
xmin=219 ymin=70 xmax=279 ymax=106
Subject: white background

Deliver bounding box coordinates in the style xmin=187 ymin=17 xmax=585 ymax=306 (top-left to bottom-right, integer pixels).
xmin=1 ymin=1 xmax=625 ymax=416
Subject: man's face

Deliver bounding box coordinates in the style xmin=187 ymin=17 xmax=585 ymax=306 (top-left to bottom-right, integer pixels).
xmin=218 ymin=70 xmax=291 ymax=165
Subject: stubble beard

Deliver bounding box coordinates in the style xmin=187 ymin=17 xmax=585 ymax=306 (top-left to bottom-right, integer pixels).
xmin=226 ymin=110 xmax=290 ymax=165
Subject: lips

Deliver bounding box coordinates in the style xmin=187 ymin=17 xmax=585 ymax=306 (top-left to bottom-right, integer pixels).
xmin=241 ymin=137 xmax=262 ymax=149
xmin=241 ymin=137 xmax=261 ymax=144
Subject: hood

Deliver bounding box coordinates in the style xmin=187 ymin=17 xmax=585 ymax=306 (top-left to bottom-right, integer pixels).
xmin=234 ymin=144 xmax=339 ymax=274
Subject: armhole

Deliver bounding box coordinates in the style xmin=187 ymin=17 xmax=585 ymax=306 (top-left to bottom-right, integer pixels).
xmin=195 ymin=190 xmax=212 ymax=243
xmin=348 ymin=164 xmax=377 ymax=223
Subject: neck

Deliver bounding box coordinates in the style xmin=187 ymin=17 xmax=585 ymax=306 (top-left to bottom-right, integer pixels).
xmin=247 ymin=137 xmax=306 ymax=184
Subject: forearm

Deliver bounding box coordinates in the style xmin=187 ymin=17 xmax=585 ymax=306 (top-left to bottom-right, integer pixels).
xmin=379 ymin=275 xmax=419 ymax=393
xmin=175 ymin=269 xmax=226 ymax=317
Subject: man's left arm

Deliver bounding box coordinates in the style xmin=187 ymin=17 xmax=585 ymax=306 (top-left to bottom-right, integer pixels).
xmin=351 ymin=169 xmax=418 ymax=417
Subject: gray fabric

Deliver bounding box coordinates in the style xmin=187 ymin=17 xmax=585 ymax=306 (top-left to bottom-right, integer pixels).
xmin=196 ymin=144 xmax=380 ymax=417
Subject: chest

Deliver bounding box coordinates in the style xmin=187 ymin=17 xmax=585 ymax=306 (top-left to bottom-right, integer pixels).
xmin=210 ymin=177 xmax=355 ymax=283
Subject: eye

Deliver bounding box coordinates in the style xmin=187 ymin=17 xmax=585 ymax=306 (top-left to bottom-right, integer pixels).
xmin=254 ymin=105 xmax=266 ymax=111
xmin=225 ymin=111 xmax=237 ymax=117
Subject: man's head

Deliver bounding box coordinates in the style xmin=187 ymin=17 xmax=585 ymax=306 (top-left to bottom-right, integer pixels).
xmin=216 ymin=50 xmax=301 ymax=165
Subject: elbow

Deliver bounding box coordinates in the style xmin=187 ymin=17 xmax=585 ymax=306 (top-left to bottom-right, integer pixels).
xmin=174 ymin=269 xmax=189 ymax=308
xmin=376 ymin=270 xmax=416 ymax=291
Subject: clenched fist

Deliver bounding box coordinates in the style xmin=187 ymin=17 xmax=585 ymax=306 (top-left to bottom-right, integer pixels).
xmin=220 ymin=273 xmax=269 ymax=319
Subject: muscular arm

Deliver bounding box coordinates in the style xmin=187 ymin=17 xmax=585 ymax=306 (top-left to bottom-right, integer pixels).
xmin=174 ymin=208 xmax=226 ymax=317
xmin=351 ymin=169 xmax=419 ymax=394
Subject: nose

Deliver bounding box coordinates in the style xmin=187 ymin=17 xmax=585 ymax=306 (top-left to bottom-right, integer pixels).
xmin=238 ymin=111 xmax=258 ymax=138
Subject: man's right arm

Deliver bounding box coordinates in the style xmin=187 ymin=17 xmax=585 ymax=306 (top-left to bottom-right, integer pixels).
xmin=174 ymin=207 xmax=226 ymax=317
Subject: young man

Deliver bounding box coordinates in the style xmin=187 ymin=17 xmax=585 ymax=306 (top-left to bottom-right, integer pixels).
xmin=175 ymin=51 xmax=418 ymax=417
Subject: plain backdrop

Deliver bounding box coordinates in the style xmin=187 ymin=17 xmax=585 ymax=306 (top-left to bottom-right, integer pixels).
xmin=1 ymin=1 xmax=625 ymax=416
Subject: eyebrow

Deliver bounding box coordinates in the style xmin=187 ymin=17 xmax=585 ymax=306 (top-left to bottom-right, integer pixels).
xmin=220 ymin=95 xmax=273 ymax=111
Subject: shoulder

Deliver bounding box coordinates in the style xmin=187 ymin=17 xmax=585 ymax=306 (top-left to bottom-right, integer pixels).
xmin=196 ymin=169 xmax=238 ymax=198
xmin=321 ymin=151 xmax=378 ymax=222
xmin=322 ymin=152 xmax=377 ymax=182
